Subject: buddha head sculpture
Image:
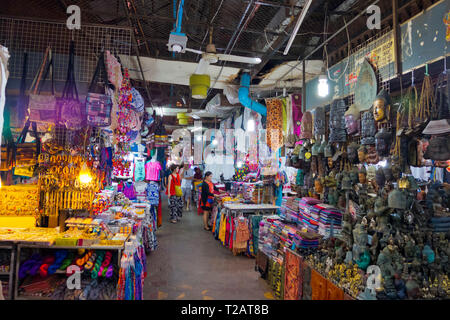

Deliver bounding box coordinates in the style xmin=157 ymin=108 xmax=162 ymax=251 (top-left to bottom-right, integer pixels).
xmin=329 ymin=99 xmax=347 ymax=143
xmin=344 ymin=104 xmax=361 ymax=135
xmin=324 ymin=142 xmax=334 ymax=158
xmin=359 ymin=166 xmax=367 ymax=184
xmin=373 ymin=89 xmax=391 ymax=123
xmin=314 ymin=106 xmax=326 ymax=137
xmin=361 ymin=111 xmax=377 ymax=145
xmin=375 ymin=167 xmax=386 ymax=188
xmin=347 ymin=142 xmax=360 ymax=164
xmin=375 ymin=128 xmax=393 ymax=157
xmin=357 ymin=145 xmax=367 ymax=163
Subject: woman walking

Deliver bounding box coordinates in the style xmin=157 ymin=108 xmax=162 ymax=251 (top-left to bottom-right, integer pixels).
xmin=166 ymin=164 xmax=183 ymax=223
xmin=199 ymin=171 xmax=219 ymax=231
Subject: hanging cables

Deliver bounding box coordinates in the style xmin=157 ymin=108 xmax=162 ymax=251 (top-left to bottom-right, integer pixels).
xmin=196 ymin=0 xmax=226 ymax=61
xmin=324 ymin=15 xmax=351 ymax=82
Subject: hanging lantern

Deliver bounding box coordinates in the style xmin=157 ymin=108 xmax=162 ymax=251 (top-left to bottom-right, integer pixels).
xmin=189 ymin=74 xmax=210 ymax=99
xmin=177 ymin=113 xmax=189 ymax=125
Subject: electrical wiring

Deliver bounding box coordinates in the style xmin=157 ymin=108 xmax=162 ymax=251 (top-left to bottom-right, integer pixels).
xmin=324 ymin=16 xmax=351 ymax=83
xmin=196 ymin=0 xmax=226 ymax=61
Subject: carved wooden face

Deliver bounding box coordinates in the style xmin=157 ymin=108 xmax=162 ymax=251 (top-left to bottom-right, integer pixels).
xmin=373 ymin=98 xmax=386 ymax=122
xmin=359 ymin=172 xmax=367 ymax=184
xmin=345 ymin=114 xmax=359 ymax=135
xmin=328 ymin=157 xmax=334 ymax=168
xmin=358 ymin=148 xmax=367 ymax=163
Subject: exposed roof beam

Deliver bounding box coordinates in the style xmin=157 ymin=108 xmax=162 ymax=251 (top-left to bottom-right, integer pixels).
xmin=244 ymin=0 xmax=303 ymax=9
xmin=251 ymin=0 xmax=326 ymax=77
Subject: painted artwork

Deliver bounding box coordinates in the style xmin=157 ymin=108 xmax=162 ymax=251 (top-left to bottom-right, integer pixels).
xmin=284 ymin=250 xmax=301 ymax=300
xmin=444 ymin=11 xmax=450 ymax=41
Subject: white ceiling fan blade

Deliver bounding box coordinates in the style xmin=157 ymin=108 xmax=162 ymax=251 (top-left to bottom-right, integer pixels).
xmin=195 ymin=58 xmax=210 ymax=74
xmin=185 ymin=48 xmax=204 ymax=55
xmin=216 ymin=54 xmax=262 ymax=64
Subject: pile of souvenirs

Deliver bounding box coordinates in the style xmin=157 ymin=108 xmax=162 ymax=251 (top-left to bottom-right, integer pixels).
xmin=283 ymin=75 xmax=450 ymax=299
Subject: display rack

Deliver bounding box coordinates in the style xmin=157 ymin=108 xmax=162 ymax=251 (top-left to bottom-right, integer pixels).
xmin=13 ymin=243 xmax=124 ymax=300
xmin=0 ymin=243 xmax=15 ymax=300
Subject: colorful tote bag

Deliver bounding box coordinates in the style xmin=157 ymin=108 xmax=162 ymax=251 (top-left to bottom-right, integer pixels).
xmin=86 ymin=52 xmax=113 ymax=127
xmin=28 ymin=47 xmax=57 ymax=127
xmin=58 ymin=41 xmax=84 ymax=130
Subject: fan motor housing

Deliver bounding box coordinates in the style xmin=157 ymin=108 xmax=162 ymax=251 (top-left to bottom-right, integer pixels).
xmin=168 ymin=32 xmax=188 ymax=53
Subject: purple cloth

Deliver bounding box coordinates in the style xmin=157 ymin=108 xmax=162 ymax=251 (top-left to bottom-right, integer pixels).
xmin=123 ymin=182 xmax=136 ymax=200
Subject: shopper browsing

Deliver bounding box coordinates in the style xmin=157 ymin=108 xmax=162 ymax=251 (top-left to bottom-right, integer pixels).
xmin=181 ymin=163 xmax=194 ymax=211
xmin=166 ymin=164 xmax=183 ymax=224
xmin=199 ymin=171 xmax=220 ymax=231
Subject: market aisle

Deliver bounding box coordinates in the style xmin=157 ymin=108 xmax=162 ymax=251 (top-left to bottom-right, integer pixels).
xmin=144 ymin=198 xmax=272 ymax=300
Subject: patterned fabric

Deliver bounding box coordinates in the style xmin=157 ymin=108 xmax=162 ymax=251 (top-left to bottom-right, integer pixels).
xmin=146 ymin=182 xmax=160 ymax=205
xmin=130 ymin=87 xmax=144 ymax=112
xmin=169 ymin=196 xmax=183 ymax=220
xmin=265 ymin=98 xmax=284 ymax=151
xmin=291 ymin=93 xmax=303 ymax=137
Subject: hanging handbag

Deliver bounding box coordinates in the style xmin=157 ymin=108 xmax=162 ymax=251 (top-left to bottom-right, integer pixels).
xmin=0 ymin=127 xmax=14 ymax=171
xmin=86 ymin=52 xmax=113 ymax=127
xmin=14 ymin=120 xmax=40 ymax=171
xmin=28 ymin=47 xmax=57 ymax=126
xmin=58 ymin=41 xmax=84 ymax=130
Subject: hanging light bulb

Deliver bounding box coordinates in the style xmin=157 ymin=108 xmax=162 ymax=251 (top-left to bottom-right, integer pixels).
xmin=212 ymin=139 xmax=218 ymax=146
xmin=78 ymin=162 xmax=93 ymax=185
xmin=318 ymin=73 xmax=329 ymax=97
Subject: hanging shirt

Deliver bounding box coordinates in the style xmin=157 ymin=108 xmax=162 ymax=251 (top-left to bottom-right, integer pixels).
xmin=145 ymin=161 xmax=162 ymax=181
xmin=146 ymin=182 xmax=160 ymax=205
xmin=134 ymin=157 xmax=146 ymax=182
xmin=135 ymin=181 xmax=147 ymax=201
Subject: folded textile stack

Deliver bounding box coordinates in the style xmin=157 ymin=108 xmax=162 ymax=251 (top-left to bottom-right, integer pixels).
xmin=280 ymin=197 xmax=300 ymax=223
xmin=293 ymin=230 xmax=321 ymax=249
xmin=430 ymin=217 xmax=450 ymax=233
xmin=315 ymin=203 xmax=343 ymax=238
xmin=298 ymin=197 xmax=322 ymax=231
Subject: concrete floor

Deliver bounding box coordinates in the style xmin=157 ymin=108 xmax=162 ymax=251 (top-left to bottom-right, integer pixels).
xmin=144 ymin=199 xmax=273 ymax=300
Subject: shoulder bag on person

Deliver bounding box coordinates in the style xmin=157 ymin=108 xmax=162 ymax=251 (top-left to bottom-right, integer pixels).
xmin=58 ymin=41 xmax=84 ymax=130
xmin=28 ymin=47 xmax=57 ymax=127
xmin=86 ymin=52 xmax=113 ymax=127
xmin=174 ymin=174 xmax=183 ymax=197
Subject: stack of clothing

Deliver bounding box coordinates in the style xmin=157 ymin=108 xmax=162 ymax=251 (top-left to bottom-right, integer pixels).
xmin=430 ymin=216 xmax=450 ymax=233
xmin=243 ymin=183 xmax=256 ymax=202
xmin=315 ymin=203 xmax=343 ymax=238
xmin=280 ymin=197 xmax=300 ymax=222
xmin=298 ymin=197 xmax=322 ymax=231
xmin=293 ymin=230 xmax=321 ymax=249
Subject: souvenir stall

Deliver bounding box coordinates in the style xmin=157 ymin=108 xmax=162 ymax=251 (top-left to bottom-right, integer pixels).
xmin=0 ymin=41 xmax=161 ymax=300
xmin=256 ymin=54 xmax=450 ymax=300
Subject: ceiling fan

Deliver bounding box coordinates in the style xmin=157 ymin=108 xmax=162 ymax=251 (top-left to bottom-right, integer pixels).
xmin=169 ymin=26 xmax=262 ymax=74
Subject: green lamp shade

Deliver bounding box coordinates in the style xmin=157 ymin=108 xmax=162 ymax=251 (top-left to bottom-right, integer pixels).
xmin=177 ymin=112 xmax=189 ymax=125
xmin=189 ymin=74 xmax=210 ymax=99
